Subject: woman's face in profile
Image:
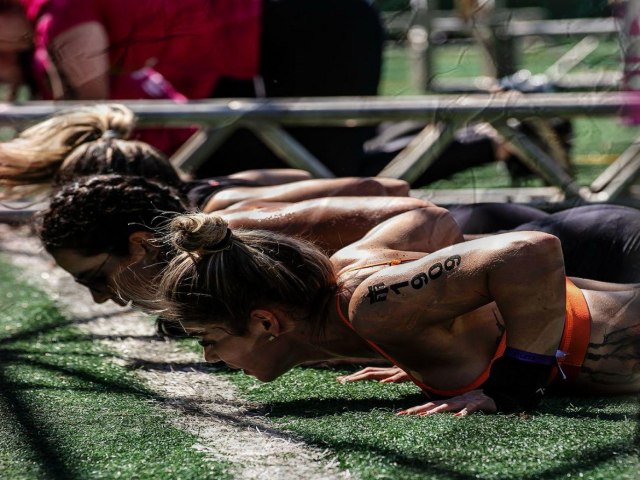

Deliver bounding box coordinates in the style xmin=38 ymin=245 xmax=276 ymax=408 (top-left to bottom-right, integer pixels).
xmin=52 ymin=248 xmax=162 ymax=308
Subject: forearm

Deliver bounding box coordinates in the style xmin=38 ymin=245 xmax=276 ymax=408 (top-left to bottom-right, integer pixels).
xmin=49 ymin=22 xmax=110 ymax=99
xmin=227 ymin=169 xmax=313 ymax=185
xmin=486 ymin=234 xmax=566 ymax=355
xmin=482 ymin=232 xmax=567 ymax=411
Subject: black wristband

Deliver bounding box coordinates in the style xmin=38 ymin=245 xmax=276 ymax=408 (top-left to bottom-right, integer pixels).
xmin=482 ymin=356 xmax=554 ymax=413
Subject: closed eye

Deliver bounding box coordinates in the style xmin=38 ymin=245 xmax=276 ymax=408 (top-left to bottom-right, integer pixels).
xmin=198 ymin=340 xmax=216 ymax=347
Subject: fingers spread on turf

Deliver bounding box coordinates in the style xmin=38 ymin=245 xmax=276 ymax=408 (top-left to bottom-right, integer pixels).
xmin=396 ymin=390 xmax=497 ymax=416
xmin=337 ymin=366 xmax=407 ymax=384
xmin=379 ymin=370 xmax=410 ymax=383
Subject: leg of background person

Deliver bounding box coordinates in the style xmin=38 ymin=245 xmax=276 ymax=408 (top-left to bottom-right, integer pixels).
xmin=447 ymin=203 xmax=550 ymax=234
xmin=515 ymin=205 xmax=640 ymax=283
xmin=259 ymin=0 xmax=384 ymax=176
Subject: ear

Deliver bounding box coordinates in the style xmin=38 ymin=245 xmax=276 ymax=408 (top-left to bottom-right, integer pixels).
xmin=248 ymin=309 xmax=282 ymax=338
xmin=127 ymin=231 xmax=159 ymax=263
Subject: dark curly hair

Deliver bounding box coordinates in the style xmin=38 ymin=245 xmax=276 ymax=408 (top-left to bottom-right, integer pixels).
xmin=35 ymin=174 xmax=190 ymax=257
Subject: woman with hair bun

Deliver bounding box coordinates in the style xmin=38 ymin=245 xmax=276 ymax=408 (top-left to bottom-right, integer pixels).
xmin=3 ymin=104 xmax=639 ymax=324
xmin=37 ymin=173 xmax=452 ymax=311
xmin=156 ymin=210 xmax=640 ymax=414
xmin=0 ymin=106 xmax=447 ymax=321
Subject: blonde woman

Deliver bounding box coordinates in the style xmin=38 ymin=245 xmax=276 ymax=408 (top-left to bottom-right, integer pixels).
xmin=155 ymin=211 xmax=640 ymax=414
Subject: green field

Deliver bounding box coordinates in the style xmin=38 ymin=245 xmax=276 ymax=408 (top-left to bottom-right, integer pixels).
xmin=0 ymin=259 xmax=231 ymax=479
xmin=1 ymin=257 xmax=638 ymax=479
xmin=382 ymin=39 xmax=638 ymax=190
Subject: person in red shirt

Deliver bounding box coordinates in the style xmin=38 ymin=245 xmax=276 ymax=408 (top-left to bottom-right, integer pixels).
xmin=1 ymin=0 xmax=385 ymax=175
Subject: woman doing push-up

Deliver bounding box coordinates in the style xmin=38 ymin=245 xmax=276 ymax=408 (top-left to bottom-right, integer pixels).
xmin=155 ymin=210 xmax=640 ymax=415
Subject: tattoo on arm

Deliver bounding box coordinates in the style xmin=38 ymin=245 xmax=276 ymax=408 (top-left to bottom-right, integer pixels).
xmin=582 ymin=322 xmax=640 ymax=385
xmin=365 ymin=255 xmax=461 ymax=304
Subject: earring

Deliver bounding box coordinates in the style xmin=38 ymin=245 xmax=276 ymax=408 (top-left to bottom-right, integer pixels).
xmin=268 ymin=335 xmax=276 ymax=342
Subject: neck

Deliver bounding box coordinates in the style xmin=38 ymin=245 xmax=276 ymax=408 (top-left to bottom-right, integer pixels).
xmin=299 ymin=295 xmax=379 ymax=361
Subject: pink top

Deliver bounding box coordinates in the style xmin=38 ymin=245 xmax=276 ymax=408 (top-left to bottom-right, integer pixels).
xmin=22 ymin=0 xmax=262 ymax=154
xmin=23 ymin=0 xmax=262 ymax=99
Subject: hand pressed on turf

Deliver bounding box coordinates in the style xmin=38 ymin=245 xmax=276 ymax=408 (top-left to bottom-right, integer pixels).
xmin=337 ymin=366 xmax=410 ymax=384
xmin=397 ymin=389 xmax=497 ymax=417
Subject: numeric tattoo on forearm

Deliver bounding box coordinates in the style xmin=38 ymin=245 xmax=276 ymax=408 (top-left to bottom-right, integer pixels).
xmin=366 ymin=255 xmax=461 ymax=304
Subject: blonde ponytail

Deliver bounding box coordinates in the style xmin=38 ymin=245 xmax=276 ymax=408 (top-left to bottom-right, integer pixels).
xmin=0 ymin=104 xmax=135 ymax=198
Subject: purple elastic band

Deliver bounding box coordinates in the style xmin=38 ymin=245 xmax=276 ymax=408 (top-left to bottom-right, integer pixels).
xmin=504 ymin=347 xmax=555 ymax=365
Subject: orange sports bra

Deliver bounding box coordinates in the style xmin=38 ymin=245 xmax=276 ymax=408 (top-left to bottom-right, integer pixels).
xmin=336 ymin=262 xmax=591 ymax=398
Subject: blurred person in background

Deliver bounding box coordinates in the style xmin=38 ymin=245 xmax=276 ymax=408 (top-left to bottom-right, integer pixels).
xmin=0 ymin=0 xmax=385 ymax=177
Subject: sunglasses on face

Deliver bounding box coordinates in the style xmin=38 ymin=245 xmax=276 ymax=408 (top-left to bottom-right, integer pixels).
xmin=73 ymin=253 xmax=113 ymax=294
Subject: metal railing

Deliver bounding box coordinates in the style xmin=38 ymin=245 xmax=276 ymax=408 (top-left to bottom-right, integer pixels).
xmin=0 ymin=92 xmax=638 ymax=206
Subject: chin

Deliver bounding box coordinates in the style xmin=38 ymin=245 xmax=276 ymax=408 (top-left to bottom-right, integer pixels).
xmin=250 ymin=368 xmax=287 ymax=383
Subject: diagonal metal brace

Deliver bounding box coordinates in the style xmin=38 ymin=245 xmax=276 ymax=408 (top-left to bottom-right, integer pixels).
xmin=170 ymin=124 xmax=239 ymax=173
xmin=245 ymin=122 xmax=335 ymax=178
xmin=377 ymin=120 xmax=463 ymax=182
xmin=493 ymin=120 xmax=584 ymax=199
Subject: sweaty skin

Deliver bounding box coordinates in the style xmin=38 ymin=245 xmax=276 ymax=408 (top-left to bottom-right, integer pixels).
xmin=51 ymin=196 xmax=462 ymax=306
xmin=202 ymin=177 xmax=410 ymax=211
xmin=197 ymin=209 xmax=640 ymax=416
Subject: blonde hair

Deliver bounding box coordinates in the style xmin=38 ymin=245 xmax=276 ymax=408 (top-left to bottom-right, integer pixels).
xmin=157 ymin=212 xmax=337 ymax=334
xmin=0 ymin=104 xmax=135 ymax=198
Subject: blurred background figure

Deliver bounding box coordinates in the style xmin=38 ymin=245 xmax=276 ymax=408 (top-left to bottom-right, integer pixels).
xmin=0 ymin=0 xmax=385 ymax=176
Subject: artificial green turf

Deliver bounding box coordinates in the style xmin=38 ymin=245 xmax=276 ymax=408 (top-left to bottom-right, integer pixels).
xmin=0 ymin=259 xmax=231 ymax=480
xmin=219 ymin=366 xmax=640 ymax=480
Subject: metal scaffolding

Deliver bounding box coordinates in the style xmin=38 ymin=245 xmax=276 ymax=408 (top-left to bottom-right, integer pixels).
xmin=1 ymin=92 xmax=638 ymax=209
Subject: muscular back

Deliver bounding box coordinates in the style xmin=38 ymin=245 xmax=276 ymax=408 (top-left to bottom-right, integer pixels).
xmin=222 ymin=197 xmax=463 ymax=255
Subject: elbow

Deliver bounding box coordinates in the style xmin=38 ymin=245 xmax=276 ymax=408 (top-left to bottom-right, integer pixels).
xmin=354 ymin=177 xmax=409 ymax=196
xmin=513 ymin=231 xmax=565 ymax=273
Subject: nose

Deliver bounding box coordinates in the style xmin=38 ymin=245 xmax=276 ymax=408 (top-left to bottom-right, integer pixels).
xmin=89 ymin=289 xmax=113 ymax=304
xmin=203 ymin=346 xmax=222 ymax=364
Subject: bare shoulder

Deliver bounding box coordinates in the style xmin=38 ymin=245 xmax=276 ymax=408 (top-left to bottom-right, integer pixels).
xmin=343 ymin=231 xmax=563 ymax=338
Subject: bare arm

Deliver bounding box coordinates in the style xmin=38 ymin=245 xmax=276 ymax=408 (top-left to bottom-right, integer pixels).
xmin=203 ymin=177 xmax=410 ymax=211
xmin=348 ymin=231 xmax=566 ymax=414
xmin=48 ymin=22 xmax=110 ymax=99
xmin=351 ymin=231 xmax=566 ymax=356
xmin=226 ymin=169 xmax=313 ymax=185
xmin=331 ymin=205 xmax=465 ymax=270
xmin=219 ymin=196 xmax=449 ymax=254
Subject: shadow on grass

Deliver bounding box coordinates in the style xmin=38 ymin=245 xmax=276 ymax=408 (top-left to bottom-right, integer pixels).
xmin=259 ymin=393 xmax=426 ymax=418
xmin=303 ymin=434 xmax=640 ymax=480
xmin=538 ymin=395 xmax=640 ymax=422
xmin=0 ymin=309 xmax=129 ymax=345
xmin=0 ymin=312 xmax=159 ymax=479
xmin=0 ymin=368 xmax=73 ymax=480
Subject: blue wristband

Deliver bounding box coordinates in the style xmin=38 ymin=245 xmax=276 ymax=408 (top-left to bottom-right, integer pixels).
xmin=503 ymin=347 xmax=555 ymax=365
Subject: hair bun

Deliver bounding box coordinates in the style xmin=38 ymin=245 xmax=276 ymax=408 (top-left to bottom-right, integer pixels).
xmin=101 ymin=129 xmax=121 ymax=140
xmin=168 ymin=213 xmax=232 ymax=254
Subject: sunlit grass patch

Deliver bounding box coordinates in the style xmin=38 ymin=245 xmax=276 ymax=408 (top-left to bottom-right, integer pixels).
xmin=221 ymin=366 xmax=640 ymax=480
xmin=0 ymin=259 xmax=231 ymax=480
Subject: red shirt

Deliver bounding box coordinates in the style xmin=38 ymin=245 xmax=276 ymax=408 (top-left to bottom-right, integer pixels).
xmin=23 ymin=0 xmax=262 ymax=99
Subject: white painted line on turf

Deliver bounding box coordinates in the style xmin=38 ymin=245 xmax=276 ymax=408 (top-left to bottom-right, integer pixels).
xmin=0 ymin=224 xmax=352 ymax=480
